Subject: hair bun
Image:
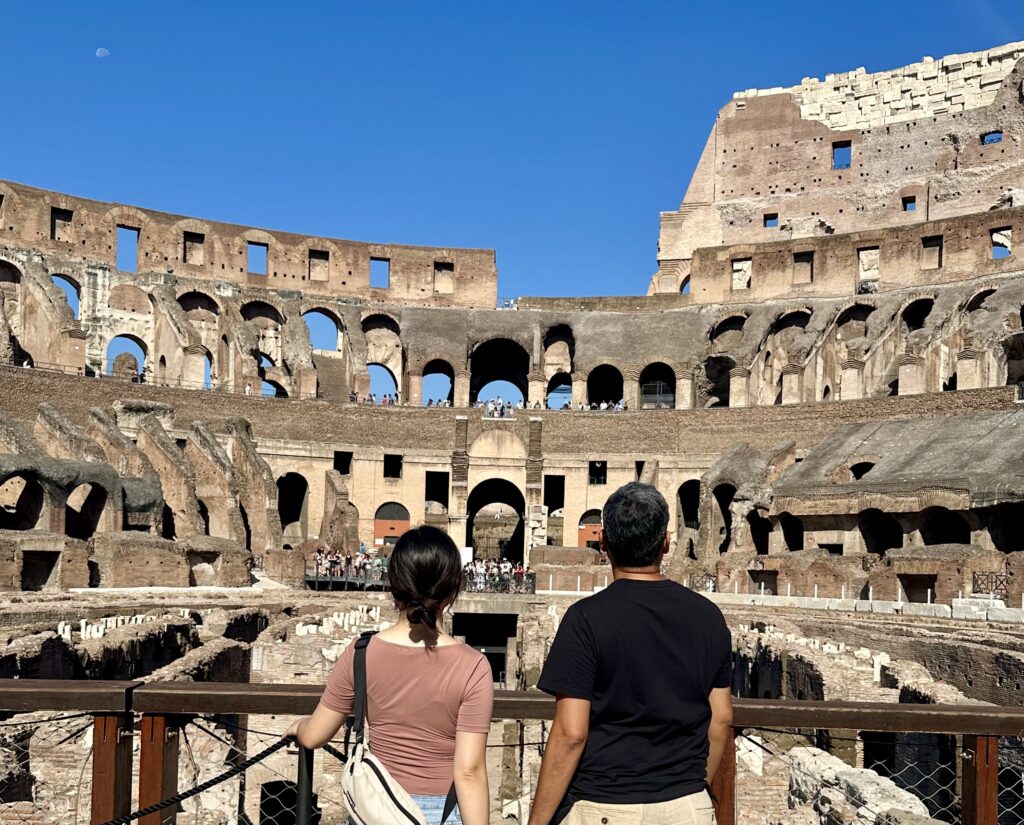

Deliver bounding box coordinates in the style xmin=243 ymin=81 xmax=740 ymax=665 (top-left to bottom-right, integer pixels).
xmin=406 ymin=599 xmax=438 ymax=630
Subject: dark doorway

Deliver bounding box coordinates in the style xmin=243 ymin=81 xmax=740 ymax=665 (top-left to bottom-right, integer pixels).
xmin=898 ymin=574 xmax=937 ymax=604
xmin=21 ymin=551 xmax=59 ymax=591
xmin=452 ymin=613 xmax=518 ymax=683
xmin=467 ymin=479 xmax=526 ymax=563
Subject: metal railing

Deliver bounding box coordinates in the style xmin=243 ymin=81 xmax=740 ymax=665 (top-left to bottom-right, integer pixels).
xmin=1 ymin=680 xmax=1022 ymax=825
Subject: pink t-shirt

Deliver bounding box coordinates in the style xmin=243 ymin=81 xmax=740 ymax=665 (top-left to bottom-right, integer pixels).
xmin=321 ymin=636 xmax=494 ymax=795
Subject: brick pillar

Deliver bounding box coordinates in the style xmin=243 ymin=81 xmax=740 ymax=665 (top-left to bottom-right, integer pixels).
xmin=454 ymin=369 xmax=470 ymax=407
xmin=729 ymin=367 xmax=751 ymax=408
xmin=407 ymin=372 xmax=423 ymax=406
xmin=449 ymin=415 xmax=469 ymax=549
xmin=780 ymin=364 xmax=803 ymax=405
xmin=956 ymin=348 xmax=983 ymax=390
xmin=840 ymin=359 xmax=864 ymax=401
xmin=897 ymin=353 xmax=926 ymax=395
xmin=622 ymin=366 xmax=640 ymax=409
xmin=527 ymin=371 xmax=545 ymax=408
xmin=572 ymin=369 xmax=588 ymax=408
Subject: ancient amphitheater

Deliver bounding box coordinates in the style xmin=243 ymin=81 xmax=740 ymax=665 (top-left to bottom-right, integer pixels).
xmin=2 ymin=40 xmax=1024 ymax=825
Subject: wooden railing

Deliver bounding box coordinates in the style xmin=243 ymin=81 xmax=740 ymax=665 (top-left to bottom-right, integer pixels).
xmin=1 ymin=680 xmax=1020 ymax=825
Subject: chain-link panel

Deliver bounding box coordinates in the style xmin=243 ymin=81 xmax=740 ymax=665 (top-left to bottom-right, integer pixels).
xmin=1000 ymin=736 xmax=1024 ymax=825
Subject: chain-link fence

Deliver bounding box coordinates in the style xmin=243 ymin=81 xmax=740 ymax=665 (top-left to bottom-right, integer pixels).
xmin=0 ymin=712 xmax=94 ymax=825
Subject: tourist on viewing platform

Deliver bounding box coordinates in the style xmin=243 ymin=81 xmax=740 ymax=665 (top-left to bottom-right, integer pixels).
xmin=286 ymin=526 xmax=492 ymax=825
xmin=528 ymin=483 xmax=733 ymax=825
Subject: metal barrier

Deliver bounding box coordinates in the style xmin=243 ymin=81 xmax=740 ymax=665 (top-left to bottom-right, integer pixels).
xmin=1 ymin=680 xmax=1022 ymax=824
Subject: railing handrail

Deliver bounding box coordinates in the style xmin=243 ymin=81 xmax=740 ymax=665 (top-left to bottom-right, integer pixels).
xmin=4 ymin=680 xmax=1024 ymax=736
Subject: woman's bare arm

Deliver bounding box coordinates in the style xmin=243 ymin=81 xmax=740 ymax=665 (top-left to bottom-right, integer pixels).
xmin=453 ymin=730 xmax=489 ymax=825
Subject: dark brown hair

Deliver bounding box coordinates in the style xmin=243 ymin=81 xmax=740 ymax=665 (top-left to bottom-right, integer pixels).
xmin=388 ymin=525 xmax=463 ymax=630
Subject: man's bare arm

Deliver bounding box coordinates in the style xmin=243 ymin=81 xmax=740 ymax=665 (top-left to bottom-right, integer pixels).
xmin=706 ymin=686 xmax=734 ymax=784
xmin=527 ymin=696 xmax=590 ymax=825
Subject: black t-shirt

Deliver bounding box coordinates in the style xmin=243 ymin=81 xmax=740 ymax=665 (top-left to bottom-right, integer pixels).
xmin=537 ymin=579 xmax=732 ymax=804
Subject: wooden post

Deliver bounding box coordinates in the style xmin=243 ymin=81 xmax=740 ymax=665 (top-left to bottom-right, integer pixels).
xmin=963 ymin=734 xmax=999 ymax=825
xmin=91 ymin=713 xmax=133 ymax=824
xmin=139 ymin=714 xmax=181 ymax=825
xmin=710 ymin=727 xmax=736 ymax=825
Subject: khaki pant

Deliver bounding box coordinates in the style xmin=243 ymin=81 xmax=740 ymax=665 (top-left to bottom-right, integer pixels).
xmin=565 ymin=789 xmax=717 ymax=825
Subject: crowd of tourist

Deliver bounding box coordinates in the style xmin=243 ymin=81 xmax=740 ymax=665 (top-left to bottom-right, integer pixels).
xmin=463 ymin=557 xmax=536 ymax=593
xmin=349 ymin=391 xmax=403 ymax=405
xmin=312 ymin=546 xmax=388 ymax=581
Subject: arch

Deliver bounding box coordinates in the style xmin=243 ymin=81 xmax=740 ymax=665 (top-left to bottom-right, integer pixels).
xmin=678 ymin=480 xmax=701 ymax=529
xmin=710 ymin=314 xmax=746 ymax=352
xmin=106 ymin=335 xmax=147 ymax=378
xmin=712 ymin=484 xmax=736 ymax=553
xmin=679 ymin=275 xmax=691 ymax=295
xmin=422 ymin=358 xmax=455 ymax=405
xmin=901 ymin=298 xmax=934 ymax=332
xmin=779 ymin=512 xmax=804 ymax=551
xmin=361 ymin=313 xmax=401 ymax=337
xmin=363 ymin=315 xmax=404 ymax=397
xmin=0 ymin=474 xmax=45 ymax=530
xmin=703 ymin=356 xmax=734 ymax=407
xmin=276 ymin=473 xmax=309 ymax=545
xmin=108 ymin=284 xmax=152 ymax=315
xmin=65 ymin=482 xmax=107 ymax=540
xmin=919 ymin=506 xmax=970 ymax=545
xmin=51 ymin=274 xmax=81 ymax=319
xmin=302 ymin=308 xmax=343 ymax=352
xmin=858 ymin=509 xmax=902 ymax=554
xmin=772 ymin=309 xmax=812 ymax=334
xmin=586 ymin=364 xmax=623 ymax=407
xmin=578 ymin=508 xmax=603 ymax=549
xmin=822 ymin=385 xmax=832 ymax=401
xmin=990 ymin=502 xmax=1024 ymax=552
xmin=203 ymin=351 xmax=213 ymax=390
xmin=0 ymin=259 xmax=22 ymax=289
xmin=466 ymin=478 xmax=526 ymax=562
xmin=543 ymin=324 xmax=575 ymax=377
xmin=639 ymin=362 xmax=676 ymax=408
xmin=836 ymin=303 xmax=875 ymax=340
xmin=964 ymin=288 xmax=997 ymax=313
xmin=368 ymin=364 xmax=399 ymax=399
xmin=240 ymin=300 xmax=285 ymax=327
xmin=747 ymin=509 xmax=770 ymax=555
xmin=546 ymin=372 xmax=572 ymax=409
xmin=470 ymin=338 xmax=529 ymax=404
xmin=261 ymin=379 xmax=288 ymax=398
xmin=177 ymin=291 xmax=220 ymax=324
xmin=850 ymin=461 xmax=875 ymax=480
xmin=374 ymin=501 xmax=411 ymax=546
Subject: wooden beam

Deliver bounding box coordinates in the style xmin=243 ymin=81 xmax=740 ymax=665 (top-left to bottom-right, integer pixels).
xmin=91 ymin=713 xmax=133 ymax=825
xmin=710 ymin=727 xmax=736 ymax=825
xmin=0 ymin=680 xmax=138 ymax=712
xmin=139 ymin=715 xmax=181 ymax=825
xmin=962 ymin=734 xmax=999 ymax=825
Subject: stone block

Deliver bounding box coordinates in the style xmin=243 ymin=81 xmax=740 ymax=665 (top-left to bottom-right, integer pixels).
xmin=901 ymin=603 xmax=952 ymax=618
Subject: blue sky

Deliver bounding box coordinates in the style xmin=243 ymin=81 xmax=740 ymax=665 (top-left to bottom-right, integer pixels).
xmin=4 ymin=1 xmax=1020 ymax=303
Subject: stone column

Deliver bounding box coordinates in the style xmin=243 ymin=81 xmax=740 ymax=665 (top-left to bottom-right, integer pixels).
xmin=897 ymin=353 xmax=926 ymax=396
xmin=956 ymin=348 xmax=983 ymax=390
xmin=840 ymin=359 xmax=864 ymax=401
xmin=572 ymin=369 xmax=589 ymax=408
xmin=407 ymin=372 xmax=423 ymax=406
xmin=447 ymin=514 xmax=468 ymax=550
xmin=781 ymin=364 xmax=803 ymax=405
xmin=675 ymin=368 xmax=695 ymax=410
xmin=454 ymin=369 xmax=470 ymax=407
xmin=527 ymin=371 xmax=545 ymax=408
xmin=622 ymin=366 xmax=640 ymax=409
xmin=729 ymin=367 xmax=751 ymax=408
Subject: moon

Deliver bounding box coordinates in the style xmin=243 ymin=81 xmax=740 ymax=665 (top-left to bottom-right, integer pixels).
xmin=95 ymin=47 xmax=110 ymax=58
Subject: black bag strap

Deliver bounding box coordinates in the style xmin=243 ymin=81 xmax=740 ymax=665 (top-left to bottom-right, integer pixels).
xmin=350 ymin=630 xmax=375 ymax=745
xmin=441 ymin=782 xmax=457 ymax=824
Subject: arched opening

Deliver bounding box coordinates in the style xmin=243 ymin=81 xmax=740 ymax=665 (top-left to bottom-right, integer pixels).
xmin=578 ymin=509 xmax=602 ymax=549
xmin=65 ymin=483 xmax=107 ymax=540
xmin=106 ymin=335 xmax=147 ymax=379
xmin=261 ymin=379 xmax=287 ymax=398
xmin=680 ymin=276 xmax=691 ymax=295
xmin=1004 ymin=334 xmax=1024 ymax=387
xmin=196 ymin=500 xmax=211 ymax=536
xmin=240 ymin=300 xmax=285 ymax=328
xmin=858 ymin=509 xmax=902 ymax=554
xmin=0 ymin=260 xmax=22 ymax=293
xmin=362 ymin=314 xmax=403 ymax=398
xmin=177 ymin=291 xmax=220 ymax=324
xmin=277 ymin=473 xmax=309 ymax=547
xmin=586 ymin=365 xmax=623 ymax=407
xmin=467 ymin=478 xmax=526 ymax=563
xmin=639 ymin=363 xmax=676 ymax=409
xmin=422 ymin=359 xmax=455 ymax=406
xmin=836 ymin=304 xmax=875 ymax=341
xmin=850 ymin=461 xmax=875 ymax=480
xmin=543 ymin=324 xmax=575 ymax=376
xmin=712 ymin=484 xmax=736 ymax=553
xmin=52 ymin=275 xmax=81 ymax=319
xmin=902 ymin=298 xmax=934 ymax=332
xmin=203 ymin=351 xmax=213 ymax=390
xmin=779 ymin=512 xmax=804 ymax=551
xmin=965 ymin=289 xmax=996 ymax=313
xmin=303 ymin=309 xmax=343 ymax=352
xmin=678 ymin=480 xmax=701 ymax=530
xmin=710 ymin=315 xmax=746 ymax=352
xmin=0 ymin=474 xmax=45 ymax=530
xmin=747 ymin=510 xmax=770 ymax=555
xmin=546 ymin=373 xmax=572 ymax=409
xmin=368 ymin=364 xmax=399 ymax=400
xmin=822 ymin=385 xmax=832 ymax=401
xmin=469 ymin=339 xmax=529 ymax=404
xmin=704 ymin=356 xmax=734 ymax=407
xmin=374 ymin=501 xmax=411 ymax=547
xmin=990 ymin=502 xmax=1024 ymax=552
xmin=942 ymin=373 xmax=958 ymax=392
xmin=161 ymin=504 xmax=176 ymax=540
xmin=919 ymin=506 xmax=970 ymax=545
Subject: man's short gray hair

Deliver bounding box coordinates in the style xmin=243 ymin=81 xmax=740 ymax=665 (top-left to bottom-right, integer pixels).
xmin=601 ymin=482 xmax=670 ymax=567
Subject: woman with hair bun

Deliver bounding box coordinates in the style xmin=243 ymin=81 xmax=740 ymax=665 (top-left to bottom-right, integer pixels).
xmin=286 ymin=525 xmax=492 ymax=825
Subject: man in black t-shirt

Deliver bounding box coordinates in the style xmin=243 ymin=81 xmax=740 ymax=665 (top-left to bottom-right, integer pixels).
xmin=528 ymin=482 xmax=733 ymax=825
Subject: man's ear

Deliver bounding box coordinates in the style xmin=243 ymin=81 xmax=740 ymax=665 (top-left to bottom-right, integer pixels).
xmin=661 ymin=533 xmax=670 ymax=559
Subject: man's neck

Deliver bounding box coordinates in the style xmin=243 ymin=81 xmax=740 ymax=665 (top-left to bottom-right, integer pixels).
xmin=612 ymin=566 xmax=665 ymax=582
